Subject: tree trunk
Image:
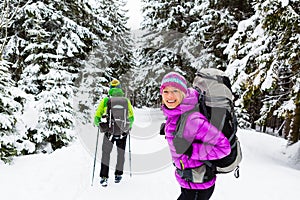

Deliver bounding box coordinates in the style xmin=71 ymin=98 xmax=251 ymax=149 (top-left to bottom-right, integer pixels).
xmin=284 ymin=113 xmax=292 ymax=139
xmin=289 ymin=97 xmax=300 ymax=144
xmin=263 ymin=124 xmax=267 ymax=133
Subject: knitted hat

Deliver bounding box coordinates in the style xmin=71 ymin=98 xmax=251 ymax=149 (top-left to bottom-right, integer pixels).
xmin=160 ymin=72 xmax=187 ymax=94
xmin=110 ymin=79 xmax=121 ymax=89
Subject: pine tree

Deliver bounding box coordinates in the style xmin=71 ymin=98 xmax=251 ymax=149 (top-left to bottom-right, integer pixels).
xmin=136 ymin=0 xmax=198 ymax=106
xmin=1 ymin=0 xmax=110 ymax=155
xmin=99 ymin=0 xmax=134 ymax=83
xmin=35 ymin=69 xmax=74 ymax=152
xmin=225 ymin=0 xmax=300 ymax=140
xmin=261 ymin=0 xmax=300 ymax=143
xmin=186 ymin=0 xmax=254 ymax=69
xmin=0 ymin=60 xmax=19 ymax=163
xmin=136 ymin=0 xmax=253 ymax=106
xmin=75 ymin=0 xmax=134 ymax=121
xmin=0 ymin=0 xmax=36 ymax=163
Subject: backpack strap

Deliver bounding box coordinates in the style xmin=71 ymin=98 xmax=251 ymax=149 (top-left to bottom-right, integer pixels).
xmin=229 ymin=110 xmax=238 ymax=147
xmin=172 ymin=106 xmax=199 ymax=138
xmin=194 ymin=87 xmax=208 ymax=118
xmin=172 ymin=106 xmax=217 ymax=173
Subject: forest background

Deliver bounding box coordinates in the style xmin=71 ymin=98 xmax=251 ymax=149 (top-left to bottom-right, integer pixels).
xmin=0 ymin=0 xmax=299 ymax=163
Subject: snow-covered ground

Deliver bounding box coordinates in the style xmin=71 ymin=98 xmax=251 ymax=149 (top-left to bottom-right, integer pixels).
xmin=1 ymin=108 xmax=300 ymax=200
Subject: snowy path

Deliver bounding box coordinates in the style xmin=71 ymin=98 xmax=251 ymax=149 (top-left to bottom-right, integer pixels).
xmin=1 ymin=108 xmax=300 ymax=200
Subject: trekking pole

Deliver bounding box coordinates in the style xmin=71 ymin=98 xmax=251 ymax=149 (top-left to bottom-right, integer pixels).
xmin=128 ymin=132 xmax=132 ymax=177
xmin=91 ymin=127 xmax=100 ymax=186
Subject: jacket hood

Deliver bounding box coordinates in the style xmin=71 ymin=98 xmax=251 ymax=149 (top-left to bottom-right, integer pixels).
xmin=109 ymin=88 xmax=124 ymax=97
xmin=162 ymin=88 xmax=199 ymax=118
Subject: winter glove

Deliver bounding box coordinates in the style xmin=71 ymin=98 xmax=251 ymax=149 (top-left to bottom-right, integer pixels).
xmin=94 ymin=116 xmax=101 ymax=127
xmin=121 ymin=132 xmax=128 ymax=139
xmin=173 ymin=137 xmax=193 ymax=157
xmin=159 ymin=123 xmax=166 ymax=135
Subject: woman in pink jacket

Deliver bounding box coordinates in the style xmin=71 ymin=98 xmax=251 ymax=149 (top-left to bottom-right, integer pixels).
xmin=160 ymin=72 xmax=231 ymax=200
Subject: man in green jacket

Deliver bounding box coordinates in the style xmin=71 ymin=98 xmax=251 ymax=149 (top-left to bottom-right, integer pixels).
xmin=94 ymin=79 xmax=134 ymax=187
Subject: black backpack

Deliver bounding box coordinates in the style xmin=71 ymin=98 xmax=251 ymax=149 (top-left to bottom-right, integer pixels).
xmin=175 ymin=68 xmax=242 ymax=178
xmin=101 ymin=97 xmax=130 ymax=136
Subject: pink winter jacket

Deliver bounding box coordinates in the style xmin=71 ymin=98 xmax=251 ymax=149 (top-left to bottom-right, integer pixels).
xmin=162 ymin=88 xmax=231 ymax=189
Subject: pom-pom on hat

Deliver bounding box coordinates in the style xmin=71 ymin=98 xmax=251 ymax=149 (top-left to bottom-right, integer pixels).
xmin=160 ymin=72 xmax=187 ymax=94
xmin=110 ymin=79 xmax=121 ymax=89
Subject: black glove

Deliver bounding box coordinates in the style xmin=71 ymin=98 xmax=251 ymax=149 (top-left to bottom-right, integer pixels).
xmin=160 ymin=123 xmax=166 ymax=135
xmin=99 ymin=122 xmax=109 ymax=133
xmin=173 ymin=137 xmax=193 ymax=157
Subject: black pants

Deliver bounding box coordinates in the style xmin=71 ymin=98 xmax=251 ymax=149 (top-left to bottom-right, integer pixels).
xmin=177 ymin=185 xmax=215 ymax=200
xmin=100 ymin=133 xmax=127 ymax=178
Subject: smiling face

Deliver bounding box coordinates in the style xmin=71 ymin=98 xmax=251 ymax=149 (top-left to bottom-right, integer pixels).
xmin=162 ymin=86 xmax=185 ymax=109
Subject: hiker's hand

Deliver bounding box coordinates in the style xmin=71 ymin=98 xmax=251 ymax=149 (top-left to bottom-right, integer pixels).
xmin=121 ymin=132 xmax=128 ymax=139
xmin=159 ymin=123 xmax=165 ymax=135
xmin=94 ymin=116 xmax=100 ymax=127
xmin=173 ymin=137 xmax=193 ymax=157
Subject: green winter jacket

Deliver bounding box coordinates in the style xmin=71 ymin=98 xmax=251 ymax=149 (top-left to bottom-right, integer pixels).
xmin=94 ymin=88 xmax=134 ymax=128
